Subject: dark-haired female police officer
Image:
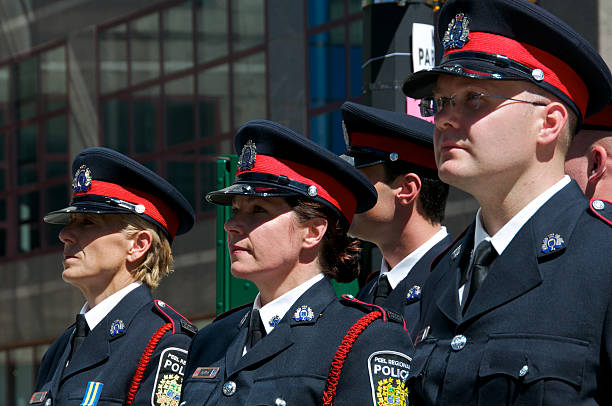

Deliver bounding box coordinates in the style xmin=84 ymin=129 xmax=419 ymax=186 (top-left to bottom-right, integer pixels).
xmin=179 ymin=120 xmax=413 ymax=406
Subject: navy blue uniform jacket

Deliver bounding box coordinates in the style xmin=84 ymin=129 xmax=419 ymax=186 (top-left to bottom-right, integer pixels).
xmin=33 ymin=285 xmax=196 ymax=406
xmin=180 ymin=277 xmax=414 ymax=405
xmin=408 ymin=181 xmax=612 ymax=405
xmin=357 ymin=235 xmax=452 ymax=336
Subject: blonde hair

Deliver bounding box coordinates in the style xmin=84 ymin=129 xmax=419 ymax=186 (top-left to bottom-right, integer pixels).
xmin=117 ymin=214 xmax=174 ymax=289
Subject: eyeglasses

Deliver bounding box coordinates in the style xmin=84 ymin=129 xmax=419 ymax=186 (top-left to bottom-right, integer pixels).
xmin=419 ymin=92 xmax=547 ymax=117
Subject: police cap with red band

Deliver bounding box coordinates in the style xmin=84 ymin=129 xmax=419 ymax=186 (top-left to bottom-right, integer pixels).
xmin=402 ymin=0 xmax=612 ymax=121
xmin=341 ymin=101 xmax=437 ymax=176
xmin=582 ymin=104 xmax=612 ymax=131
xmin=44 ymin=147 xmax=195 ymax=242
xmin=205 ymin=120 xmax=377 ymax=225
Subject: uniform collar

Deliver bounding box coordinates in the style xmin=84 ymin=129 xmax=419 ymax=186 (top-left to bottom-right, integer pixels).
xmin=253 ymin=273 xmax=324 ymax=334
xmin=80 ymin=282 xmax=142 ymax=330
xmin=381 ymin=227 xmax=449 ymax=289
xmin=474 ymin=175 xmax=571 ymax=257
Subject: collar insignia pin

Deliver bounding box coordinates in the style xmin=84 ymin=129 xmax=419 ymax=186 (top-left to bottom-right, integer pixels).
xmin=109 ymin=319 xmax=125 ymax=337
xmin=451 ymin=245 xmax=462 ymax=260
xmin=406 ymin=285 xmax=422 ymax=304
xmin=238 ymin=140 xmax=257 ymax=172
xmin=269 ymin=315 xmax=281 ymax=328
xmin=442 ymin=12 xmax=470 ymax=50
xmin=72 ymin=165 xmax=92 ymax=193
xmin=293 ymin=305 xmax=315 ymax=322
xmin=541 ymin=233 xmax=564 ymax=254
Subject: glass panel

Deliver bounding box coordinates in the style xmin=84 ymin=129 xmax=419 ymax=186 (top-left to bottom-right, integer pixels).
xmin=41 ymin=46 xmax=67 ymax=112
xmin=18 ymin=125 xmax=37 ymax=185
xmin=130 ymin=14 xmax=160 ymax=85
xmin=0 ymin=169 xmax=4 ymax=191
xmin=46 ymin=161 xmax=67 ymax=179
xmin=165 ymin=76 xmax=194 ymax=146
xmin=133 ymin=86 xmax=159 ymax=153
xmin=11 ymin=348 xmax=34 ymax=405
xmin=231 ymin=0 xmax=265 ymax=52
xmin=0 ymin=350 xmax=5 ymax=406
xmin=200 ymin=161 xmax=216 ymax=212
xmin=167 ymin=161 xmax=195 ymax=207
xmin=102 ymin=98 xmax=129 ymax=153
xmin=45 ymin=184 xmax=67 ymax=247
xmin=309 ymin=27 xmax=346 ymax=108
xmin=349 ymin=0 xmax=362 ymax=14
xmin=45 ymin=114 xmax=67 ymax=154
xmin=198 ymin=64 xmax=229 ymax=135
xmin=0 ymin=66 xmax=8 ymax=127
xmin=15 ymin=57 xmax=38 ymax=121
xmin=196 ymin=0 xmax=228 ymax=63
xmin=349 ymin=20 xmax=363 ymax=98
xmin=0 ymin=199 xmax=5 ymax=220
xmin=310 ymin=110 xmax=344 ymax=154
xmin=233 ymin=53 xmax=266 ymax=127
xmin=99 ymin=24 xmax=128 ymax=93
xmin=309 ymin=0 xmax=344 ymax=27
xmin=19 ymin=192 xmax=40 ymax=252
xmin=163 ymin=1 xmax=194 ymax=74
xmin=0 ymin=132 xmax=4 ymax=161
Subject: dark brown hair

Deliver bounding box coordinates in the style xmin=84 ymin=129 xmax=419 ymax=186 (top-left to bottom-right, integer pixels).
xmin=286 ymin=197 xmax=361 ymax=283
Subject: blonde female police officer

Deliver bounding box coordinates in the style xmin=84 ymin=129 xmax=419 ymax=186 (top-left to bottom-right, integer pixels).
xmin=31 ymin=147 xmax=197 ymax=406
xmin=180 ymin=120 xmax=413 ymax=406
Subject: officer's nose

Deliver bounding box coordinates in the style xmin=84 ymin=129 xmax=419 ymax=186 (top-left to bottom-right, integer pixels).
xmin=59 ymin=223 xmax=77 ymax=245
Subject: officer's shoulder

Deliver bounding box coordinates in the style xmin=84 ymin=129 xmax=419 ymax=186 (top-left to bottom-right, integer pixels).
xmin=588 ymin=198 xmax=612 ymax=228
xmin=212 ymin=302 xmax=252 ymax=324
xmin=152 ymin=299 xmax=198 ymax=337
xmin=338 ymin=295 xmax=406 ymax=328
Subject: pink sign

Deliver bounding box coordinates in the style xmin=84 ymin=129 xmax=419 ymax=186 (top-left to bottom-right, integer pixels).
xmin=406 ymin=97 xmax=435 ymax=124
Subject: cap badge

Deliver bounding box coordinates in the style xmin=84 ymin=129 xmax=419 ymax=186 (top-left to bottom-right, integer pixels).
xmin=109 ymin=319 xmax=125 ymax=337
xmin=72 ymin=165 xmax=92 ymax=193
xmin=443 ymin=12 xmax=470 ymax=50
xmin=406 ymin=285 xmax=422 ymax=304
xmin=269 ymin=315 xmax=281 ymax=328
xmin=293 ymin=305 xmax=315 ymax=322
xmin=541 ymin=233 xmax=565 ymax=254
xmin=238 ymin=140 xmax=257 ymax=172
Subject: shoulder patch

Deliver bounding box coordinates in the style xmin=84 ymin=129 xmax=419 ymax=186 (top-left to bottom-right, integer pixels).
xmin=589 ymin=198 xmax=612 ymax=226
xmin=151 ymin=347 xmax=187 ymax=406
xmin=154 ymin=300 xmax=197 ymax=336
xmin=368 ymin=350 xmax=411 ymax=406
xmin=212 ymin=302 xmax=253 ymax=323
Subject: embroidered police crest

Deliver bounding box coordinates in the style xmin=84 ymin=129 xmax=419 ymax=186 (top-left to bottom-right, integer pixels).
xmin=152 ymin=347 xmax=187 ymax=406
xmin=368 ymin=351 xmax=411 ymax=406
xmin=238 ymin=140 xmax=257 ymax=171
xmin=541 ymin=233 xmax=565 ymax=254
xmin=442 ymin=13 xmax=470 ymax=50
xmin=72 ymin=165 xmax=92 ymax=193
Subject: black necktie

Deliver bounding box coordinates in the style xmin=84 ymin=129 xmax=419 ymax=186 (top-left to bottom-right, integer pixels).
xmin=373 ymin=275 xmax=392 ymax=305
xmin=70 ymin=314 xmax=89 ymax=359
xmin=462 ymin=240 xmax=497 ymax=313
xmin=247 ymin=309 xmax=266 ymax=350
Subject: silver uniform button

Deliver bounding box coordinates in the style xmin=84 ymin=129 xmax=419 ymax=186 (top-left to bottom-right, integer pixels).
xmin=519 ymin=364 xmax=529 ymax=377
xmin=275 ymin=398 xmax=287 ymax=406
xmin=450 ymin=334 xmax=467 ymax=351
xmin=222 ymin=381 xmax=237 ymax=396
xmin=45 ymin=399 xmax=52 ymax=406
xmin=593 ymin=199 xmax=605 ymax=210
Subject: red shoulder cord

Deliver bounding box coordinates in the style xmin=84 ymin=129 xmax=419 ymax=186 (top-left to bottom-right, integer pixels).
xmin=126 ymin=323 xmax=173 ymax=406
xmin=322 ymin=311 xmax=382 ymax=406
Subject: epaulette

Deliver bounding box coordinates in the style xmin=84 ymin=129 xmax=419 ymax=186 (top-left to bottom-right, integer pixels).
xmin=339 ymin=295 xmax=406 ymax=329
xmin=589 ymin=198 xmax=612 ymax=227
xmin=153 ymin=300 xmax=197 ymax=336
xmin=212 ymin=302 xmax=253 ymax=323
xmin=364 ymin=269 xmax=381 ymax=284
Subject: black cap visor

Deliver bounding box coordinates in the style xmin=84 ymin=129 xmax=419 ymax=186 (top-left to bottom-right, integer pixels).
xmin=206 ymin=182 xmax=300 ymax=206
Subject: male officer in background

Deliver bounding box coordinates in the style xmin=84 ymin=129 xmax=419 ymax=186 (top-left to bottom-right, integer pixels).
xmin=341 ymin=101 xmax=451 ymax=335
xmin=565 ymin=104 xmax=612 ymax=200
xmin=401 ymin=0 xmax=612 ymax=404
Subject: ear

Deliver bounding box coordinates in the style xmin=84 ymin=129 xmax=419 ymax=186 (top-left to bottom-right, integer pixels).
xmin=396 ymin=173 xmax=421 ymax=206
xmin=302 ymin=217 xmax=328 ymax=249
xmin=587 ymin=145 xmax=607 ymax=183
xmin=126 ymin=230 xmax=153 ymax=263
xmin=536 ymin=102 xmax=567 ymax=146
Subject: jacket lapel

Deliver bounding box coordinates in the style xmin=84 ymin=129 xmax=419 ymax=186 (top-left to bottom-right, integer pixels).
xmin=61 ymin=285 xmax=152 ymax=381
xmin=461 ymin=182 xmax=585 ymax=324
xmin=226 ymin=277 xmax=337 ymax=377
